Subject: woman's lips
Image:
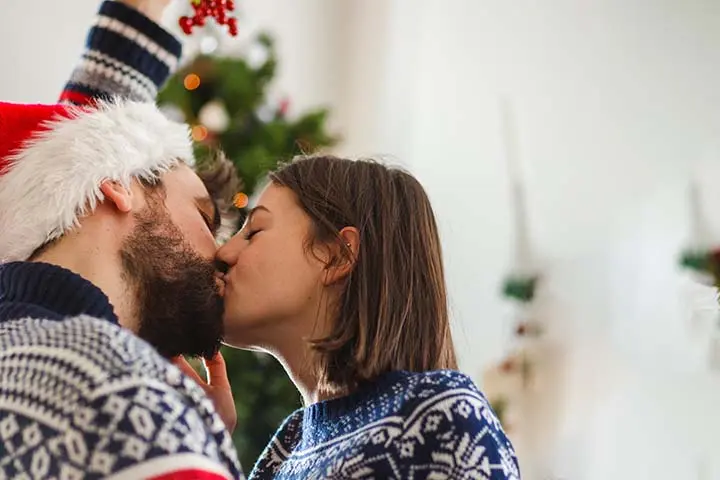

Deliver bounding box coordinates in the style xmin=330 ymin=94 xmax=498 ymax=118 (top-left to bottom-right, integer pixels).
xmin=215 ymin=272 xmax=227 ymax=296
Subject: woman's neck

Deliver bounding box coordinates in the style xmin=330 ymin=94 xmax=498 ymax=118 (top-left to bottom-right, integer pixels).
xmin=282 ymin=346 xmax=321 ymax=407
xmin=267 ymin=336 xmax=346 ymax=407
xmin=264 ymin=301 xmax=345 ymax=406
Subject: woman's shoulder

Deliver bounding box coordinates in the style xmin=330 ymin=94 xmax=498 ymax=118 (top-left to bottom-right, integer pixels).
xmin=398 ymin=369 xmax=500 ymax=430
xmin=407 ymin=368 xmax=480 ymax=388
xmin=396 ymin=369 xmax=486 ymax=404
xmin=391 ymin=370 xmax=521 ymax=479
xmin=391 ymin=369 xmax=509 ymax=441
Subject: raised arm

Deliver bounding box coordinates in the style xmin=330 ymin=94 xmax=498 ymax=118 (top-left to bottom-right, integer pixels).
xmin=60 ymin=0 xmax=180 ymax=105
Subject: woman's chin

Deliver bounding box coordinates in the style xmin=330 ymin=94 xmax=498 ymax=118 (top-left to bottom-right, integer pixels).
xmin=220 ymin=339 xmax=267 ymax=353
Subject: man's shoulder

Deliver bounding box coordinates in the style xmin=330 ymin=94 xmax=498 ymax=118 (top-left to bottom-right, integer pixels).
xmin=0 ymin=313 xmax=222 ymax=419
xmin=0 ymin=316 xmax=243 ymax=479
xmin=0 ymin=314 xmax=170 ymax=381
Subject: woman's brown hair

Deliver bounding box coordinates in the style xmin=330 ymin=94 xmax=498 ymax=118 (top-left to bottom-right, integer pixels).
xmin=270 ymin=155 xmax=457 ymax=394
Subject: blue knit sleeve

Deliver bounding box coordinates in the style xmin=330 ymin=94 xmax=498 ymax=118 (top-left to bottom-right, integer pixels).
xmin=60 ymin=1 xmax=182 ymax=105
xmin=0 ymin=315 xmax=244 ymax=479
xmin=388 ymin=372 xmax=522 ymax=479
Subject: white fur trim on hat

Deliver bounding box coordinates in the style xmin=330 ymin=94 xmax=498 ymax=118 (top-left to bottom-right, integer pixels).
xmin=0 ymin=99 xmax=194 ymax=263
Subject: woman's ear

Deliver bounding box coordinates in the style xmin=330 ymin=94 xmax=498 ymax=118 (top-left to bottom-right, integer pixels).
xmin=99 ymin=180 xmax=133 ymax=213
xmin=322 ymin=226 xmax=360 ymax=285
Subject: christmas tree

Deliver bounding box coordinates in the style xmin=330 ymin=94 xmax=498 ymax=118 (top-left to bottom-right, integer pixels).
xmin=157 ymin=25 xmax=337 ymax=468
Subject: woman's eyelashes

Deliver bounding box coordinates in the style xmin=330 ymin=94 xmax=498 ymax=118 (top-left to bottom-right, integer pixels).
xmin=243 ymin=229 xmax=260 ymax=241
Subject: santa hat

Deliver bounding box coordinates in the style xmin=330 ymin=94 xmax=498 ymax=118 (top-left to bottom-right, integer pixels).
xmin=0 ymin=100 xmax=194 ymax=263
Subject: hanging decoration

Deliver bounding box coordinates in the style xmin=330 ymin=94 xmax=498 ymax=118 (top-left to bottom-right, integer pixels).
xmin=499 ymin=98 xmax=540 ymax=304
xmin=179 ymin=0 xmax=239 ymax=37
xmin=678 ymin=181 xmax=720 ymax=286
xmin=484 ymin=98 xmax=546 ymax=436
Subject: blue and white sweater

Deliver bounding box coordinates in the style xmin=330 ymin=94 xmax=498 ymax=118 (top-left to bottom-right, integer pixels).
xmin=250 ymin=370 xmax=521 ymax=479
xmin=60 ymin=0 xmax=181 ymax=105
xmin=0 ymin=262 xmax=244 ymax=479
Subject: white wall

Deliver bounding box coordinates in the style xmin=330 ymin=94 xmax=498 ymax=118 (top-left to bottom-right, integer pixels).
xmin=1 ymin=0 xmax=99 ymax=102
xmin=3 ymin=1 xmax=720 ymax=478
xmin=0 ymin=0 xmax=349 ymax=119
xmin=339 ymin=0 xmax=720 ymax=478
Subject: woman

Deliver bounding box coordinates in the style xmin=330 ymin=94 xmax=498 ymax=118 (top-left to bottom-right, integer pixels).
xmin=216 ymin=155 xmax=521 ymax=479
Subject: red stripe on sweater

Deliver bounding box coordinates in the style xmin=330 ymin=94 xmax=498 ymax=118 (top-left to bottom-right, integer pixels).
xmin=148 ymin=468 xmax=230 ymax=480
xmin=58 ymin=90 xmax=93 ymax=106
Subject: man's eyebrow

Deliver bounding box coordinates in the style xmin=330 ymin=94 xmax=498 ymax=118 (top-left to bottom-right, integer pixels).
xmin=196 ymin=196 xmax=220 ymax=231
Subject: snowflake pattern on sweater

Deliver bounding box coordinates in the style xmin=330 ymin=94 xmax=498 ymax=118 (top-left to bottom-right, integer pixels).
xmin=250 ymin=370 xmax=520 ymax=480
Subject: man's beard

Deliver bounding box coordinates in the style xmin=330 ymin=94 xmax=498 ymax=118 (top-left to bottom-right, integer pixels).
xmin=120 ymin=205 xmax=224 ymax=360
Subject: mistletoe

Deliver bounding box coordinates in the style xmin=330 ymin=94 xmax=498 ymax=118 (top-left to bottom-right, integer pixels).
xmin=179 ymin=0 xmax=238 ymax=37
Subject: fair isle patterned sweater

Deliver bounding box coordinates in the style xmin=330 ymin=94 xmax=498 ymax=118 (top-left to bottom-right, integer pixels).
xmin=0 ymin=263 xmax=244 ymax=479
xmin=249 ymin=370 xmax=521 ymax=480
xmin=1 ymin=3 xmax=244 ymax=479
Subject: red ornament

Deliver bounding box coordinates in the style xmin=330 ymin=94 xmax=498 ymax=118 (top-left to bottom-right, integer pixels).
xmin=227 ymin=17 xmax=238 ymax=36
xmin=278 ymin=97 xmax=290 ymax=117
xmin=180 ymin=0 xmax=239 ymax=36
xmin=179 ymin=16 xmax=194 ymax=35
xmin=499 ymin=358 xmax=516 ymax=373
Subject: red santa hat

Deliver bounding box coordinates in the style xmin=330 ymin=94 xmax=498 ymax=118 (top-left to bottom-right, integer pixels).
xmin=0 ymin=100 xmax=194 ymax=263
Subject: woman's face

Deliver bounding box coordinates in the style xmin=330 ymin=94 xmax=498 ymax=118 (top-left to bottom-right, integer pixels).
xmin=216 ymin=183 xmax=329 ymax=348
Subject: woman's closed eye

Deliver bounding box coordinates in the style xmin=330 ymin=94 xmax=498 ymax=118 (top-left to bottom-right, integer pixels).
xmin=243 ymin=229 xmax=260 ymax=241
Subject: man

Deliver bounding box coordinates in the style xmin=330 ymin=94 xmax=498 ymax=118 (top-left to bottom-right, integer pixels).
xmin=0 ymin=1 xmax=243 ymax=478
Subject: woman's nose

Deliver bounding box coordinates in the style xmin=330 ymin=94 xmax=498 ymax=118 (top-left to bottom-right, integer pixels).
xmin=215 ymin=231 xmax=244 ymax=266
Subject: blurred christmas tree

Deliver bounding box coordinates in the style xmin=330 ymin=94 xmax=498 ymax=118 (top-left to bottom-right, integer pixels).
xmin=157 ymin=28 xmax=337 ymax=469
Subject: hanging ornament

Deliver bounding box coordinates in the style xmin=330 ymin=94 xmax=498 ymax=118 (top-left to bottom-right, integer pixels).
xmin=183 ymin=73 xmax=201 ymax=91
xmin=514 ymin=320 xmax=543 ymax=338
xmin=278 ymin=98 xmax=291 ymax=118
xmin=247 ymin=41 xmax=269 ymax=69
xmin=233 ymin=192 xmax=249 ymax=209
xmin=199 ymin=100 xmax=231 ymax=133
xmin=179 ymin=0 xmax=239 ymax=37
xmin=678 ymin=180 xmax=720 ymax=285
xmin=499 ymin=98 xmax=540 ymax=303
xmin=191 ymin=124 xmax=210 ymax=142
xmin=200 ymin=36 xmax=220 ymax=55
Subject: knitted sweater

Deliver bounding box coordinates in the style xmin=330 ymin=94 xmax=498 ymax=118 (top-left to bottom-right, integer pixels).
xmin=0 ymin=4 xmax=244 ymax=478
xmin=250 ymin=370 xmax=521 ymax=479
xmin=0 ymin=262 xmax=244 ymax=479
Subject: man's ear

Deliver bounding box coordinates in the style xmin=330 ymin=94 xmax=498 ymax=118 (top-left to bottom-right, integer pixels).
xmin=99 ymin=180 xmax=133 ymax=213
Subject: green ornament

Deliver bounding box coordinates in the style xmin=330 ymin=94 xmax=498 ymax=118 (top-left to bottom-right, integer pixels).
xmin=680 ymin=250 xmax=711 ymax=273
xmin=502 ymin=275 xmax=538 ymax=303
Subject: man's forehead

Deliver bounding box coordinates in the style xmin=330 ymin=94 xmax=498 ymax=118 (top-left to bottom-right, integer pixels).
xmin=164 ymin=164 xmax=211 ymax=197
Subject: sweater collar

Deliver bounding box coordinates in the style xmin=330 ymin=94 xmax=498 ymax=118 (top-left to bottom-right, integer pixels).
xmin=0 ymin=261 xmax=118 ymax=324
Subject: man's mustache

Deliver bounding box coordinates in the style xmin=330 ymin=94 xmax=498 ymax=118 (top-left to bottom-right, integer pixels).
xmin=214 ymin=259 xmax=229 ymax=274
